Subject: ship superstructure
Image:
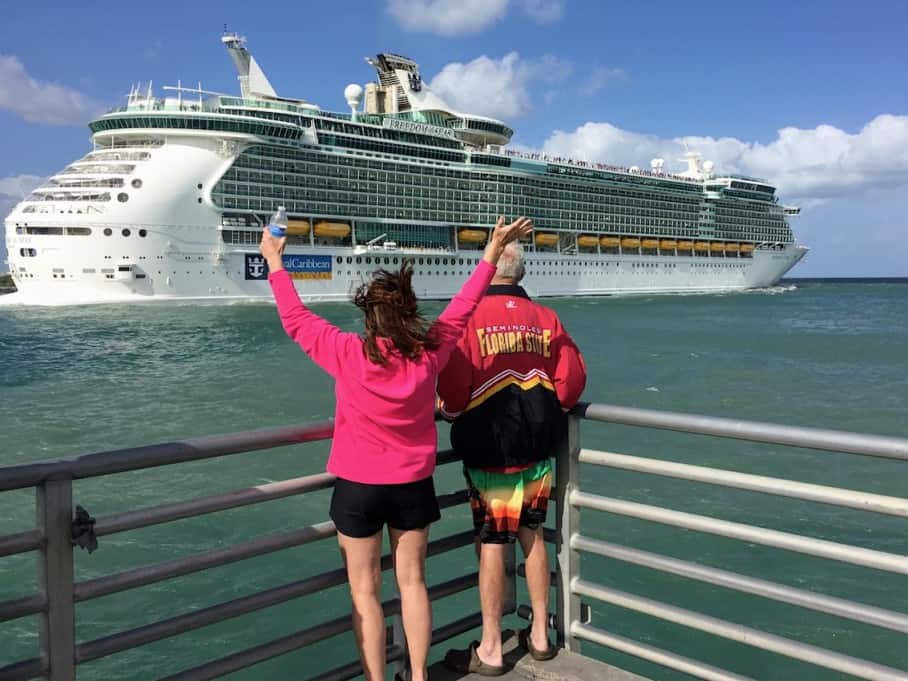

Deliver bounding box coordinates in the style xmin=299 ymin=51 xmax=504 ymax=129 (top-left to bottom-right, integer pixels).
xmin=2 ymin=33 xmax=806 ymax=305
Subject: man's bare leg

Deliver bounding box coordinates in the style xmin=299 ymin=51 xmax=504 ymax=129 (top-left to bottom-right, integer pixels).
xmin=518 ymin=525 xmax=551 ymax=651
xmin=476 ymin=542 xmax=508 ymax=667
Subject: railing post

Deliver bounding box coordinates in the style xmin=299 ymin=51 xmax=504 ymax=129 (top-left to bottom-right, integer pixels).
xmin=37 ymin=479 xmax=76 ymax=681
xmin=555 ymin=414 xmax=581 ymax=652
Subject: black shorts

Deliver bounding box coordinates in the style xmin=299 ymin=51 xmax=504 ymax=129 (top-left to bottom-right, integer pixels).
xmin=330 ymin=476 xmax=441 ymax=538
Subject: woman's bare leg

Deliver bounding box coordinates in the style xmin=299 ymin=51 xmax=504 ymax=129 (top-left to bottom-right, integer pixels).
xmin=338 ymin=531 xmax=385 ymax=681
xmin=390 ymin=526 xmax=431 ymax=681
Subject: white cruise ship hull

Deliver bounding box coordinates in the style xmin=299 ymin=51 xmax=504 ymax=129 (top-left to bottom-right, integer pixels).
xmin=3 ymin=126 xmax=807 ymax=307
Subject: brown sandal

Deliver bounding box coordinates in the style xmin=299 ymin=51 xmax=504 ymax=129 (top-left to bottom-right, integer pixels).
xmin=443 ymin=641 xmax=507 ymax=676
xmin=519 ymin=626 xmax=557 ymax=661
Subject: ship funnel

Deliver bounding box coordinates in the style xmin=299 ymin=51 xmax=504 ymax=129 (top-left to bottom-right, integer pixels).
xmin=222 ymin=32 xmax=277 ymax=99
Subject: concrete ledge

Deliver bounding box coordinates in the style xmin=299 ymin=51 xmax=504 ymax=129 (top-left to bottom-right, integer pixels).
xmin=428 ymin=630 xmax=650 ymax=681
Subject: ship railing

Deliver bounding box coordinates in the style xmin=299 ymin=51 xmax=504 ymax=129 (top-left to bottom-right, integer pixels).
xmin=0 ymin=404 xmax=906 ymax=680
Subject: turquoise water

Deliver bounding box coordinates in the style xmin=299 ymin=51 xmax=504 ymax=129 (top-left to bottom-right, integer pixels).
xmin=1 ymin=281 xmax=906 ymax=680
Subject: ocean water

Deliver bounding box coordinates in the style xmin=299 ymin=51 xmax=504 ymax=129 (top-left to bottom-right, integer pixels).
xmin=0 ymin=280 xmax=906 ymax=680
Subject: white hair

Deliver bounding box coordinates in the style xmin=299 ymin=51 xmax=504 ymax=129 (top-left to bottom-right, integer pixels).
xmin=496 ymin=242 xmax=526 ymax=282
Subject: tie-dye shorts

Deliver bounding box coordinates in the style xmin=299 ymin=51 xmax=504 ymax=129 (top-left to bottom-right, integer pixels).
xmin=464 ymin=459 xmax=553 ymax=544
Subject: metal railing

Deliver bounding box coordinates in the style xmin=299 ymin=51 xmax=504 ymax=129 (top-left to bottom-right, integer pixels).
xmin=0 ymin=422 xmax=517 ymax=681
xmin=1 ymin=403 xmax=906 ymax=680
xmin=553 ymin=403 xmax=908 ymax=681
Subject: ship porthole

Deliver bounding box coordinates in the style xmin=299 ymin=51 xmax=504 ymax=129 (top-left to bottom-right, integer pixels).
xmin=118 ymin=193 xmax=129 ymax=203
xmin=139 ymin=229 xmax=147 ymax=238
xmin=132 ymin=179 xmax=143 ymax=189
xmin=104 ymin=228 xmax=112 ymax=236
xmin=122 ymin=228 xmax=131 ymax=237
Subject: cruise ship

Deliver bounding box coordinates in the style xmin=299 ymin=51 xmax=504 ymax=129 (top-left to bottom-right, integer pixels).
xmin=2 ymin=34 xmax=807 ymax=306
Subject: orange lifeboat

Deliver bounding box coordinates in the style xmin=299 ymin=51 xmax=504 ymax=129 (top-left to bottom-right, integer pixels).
xmin=740 ymin=243 xmax=755 ymax=254
xmin=286 ymin=219 xmax=310 ymax=236
xmin=314 ymin=221 xmax=351 ymax=239
xmin=725 ymin=243 xmax=740 ymax=253
xmin=641 ymin=239 xmax=659 ymax=250
xmin=710 ymin=242 xmax=726 ymax=253
xmin=577 ymin=235 xmax=599 ymax=249
xmin=458 ymin=228 xmax=488 ymax=243
xmin=599 ymin=236 xmax=620 ymax=248
xmin=659 ymin=239 xmax=677 ymax=250
xmin=621 ymin=237 xmax=641 ymax=249
xmin=694 ymin=242 xmax=710 ymax=253
xmin=677 ymin=240 xmax=694 ymax=251
xmin=535 ymin=232 xmax=559 ymax=247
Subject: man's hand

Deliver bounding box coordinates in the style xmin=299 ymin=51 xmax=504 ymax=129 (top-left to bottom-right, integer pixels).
xmin=483 ymin=216 xmax=533 ymax=265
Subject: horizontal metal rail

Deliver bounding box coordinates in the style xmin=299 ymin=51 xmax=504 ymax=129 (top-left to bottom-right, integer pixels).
xmin=93 ymin=473 xmax=337 ymax=537
xmin=0 ymin=421 xmax=335 ymax=493
xmin=571 ymin=621 xmax=756 ymax=681
xmin=572 ymin=535 xmax=908 ymax=633
xmin=0 ymin=593 xmax=46 ymax=624
xmin=0 ymin=656 xmax=46 ymax=681
xmin=75 ymin=531 xmax=474 ymax=663
xmin=572 ymin=491 xmax=908 ymax=575
xmin=575 ymin=402 xmax=908 ymax=461
xmin=157 ymin=572 xmax=480 ymax=681
xmin=72 ymin=489 xmax=468 ymax=604
xmin=572 ymin=578 xmax=907 ymax=681
xmin=579 ymin=449 xmax=908 ymax=517
xmin=0 ymin=529 xmax=41 ymax=558
xmin=75 ymin=520 xmax=338 ymax=602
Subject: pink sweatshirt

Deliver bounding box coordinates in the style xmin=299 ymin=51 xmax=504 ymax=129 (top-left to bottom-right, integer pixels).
xmin=269 ymin=261 xmax=496 ymax=484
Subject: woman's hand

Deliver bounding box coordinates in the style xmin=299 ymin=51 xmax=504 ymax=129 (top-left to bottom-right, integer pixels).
xmin=260 ymin=229 xmax=287 ymax=273
xmin=483 ymin=216 xmax=533 ymax=265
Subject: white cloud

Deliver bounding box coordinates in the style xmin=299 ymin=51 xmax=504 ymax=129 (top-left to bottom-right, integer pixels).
xmin=386 ymin=0 xmax=565 ymax=35
xmin=540 ymin=114 xmax=908 ymax=201
xmin=0 ymin=56 xmax=105 ymax=126
xmin=386 ymin=0 xmax=509 ymax=36
xmin=579 ymin=67 xmax=627 ymax=96
xmin=519 ymin=0 xmax=565 ymax=24
xmin=430 ymin=52 xmax=571 ymax=120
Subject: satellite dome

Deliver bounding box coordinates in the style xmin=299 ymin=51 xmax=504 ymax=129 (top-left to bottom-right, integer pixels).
xmin=702 ymin=160 xmax=715 ymax=174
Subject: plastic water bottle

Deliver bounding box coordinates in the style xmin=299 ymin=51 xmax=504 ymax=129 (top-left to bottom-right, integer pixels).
xmin=268 ymin=206 xmax=288 ymax=237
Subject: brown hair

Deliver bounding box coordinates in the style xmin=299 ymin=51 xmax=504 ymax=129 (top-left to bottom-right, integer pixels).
xmin=353 ymin=261 xmax=439 ymax=365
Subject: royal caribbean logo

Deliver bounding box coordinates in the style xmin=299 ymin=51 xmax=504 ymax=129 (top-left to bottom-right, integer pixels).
xmin=245 ymin=253 xmax=333 ymax=281
xmin=245 ymin=254 xmax=268 ymax=280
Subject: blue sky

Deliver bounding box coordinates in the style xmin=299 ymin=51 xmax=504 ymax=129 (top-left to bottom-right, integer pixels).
xmin=2 ymin=0 xmax=907 ymax=276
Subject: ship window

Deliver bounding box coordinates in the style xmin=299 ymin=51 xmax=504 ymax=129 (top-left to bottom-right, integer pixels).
xmin=117 ymin=193 xmax=129 ymax=202
xmin=336 ymin=257 xmax=342 ymax=264
xmin=355 ymin=257 xmax=362 ymax=264
xmin=132 ymin=179 xmax=143 ymax=189
xmin=66 ymin=227 xmax=91 ymax=236
xmin=139 ymin=229 xmax=147 ymax=237
xmin=346 ymin=257 xmax=352 ymax=264
xmin=122 ymin=228 xmax=131 ymax=237
xmin=104 ymin=228 xmax=112 ymax=236
xmin=365 ymin=257 xmax=372 ymax=264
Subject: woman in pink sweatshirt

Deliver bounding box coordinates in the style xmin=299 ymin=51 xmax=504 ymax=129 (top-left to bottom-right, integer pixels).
xmin=260 ymin=216 xmax=532 ymax=681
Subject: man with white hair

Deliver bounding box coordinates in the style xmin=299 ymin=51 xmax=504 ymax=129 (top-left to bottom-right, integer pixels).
xmin=438 ymin=241 xmax=587 ymax=675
